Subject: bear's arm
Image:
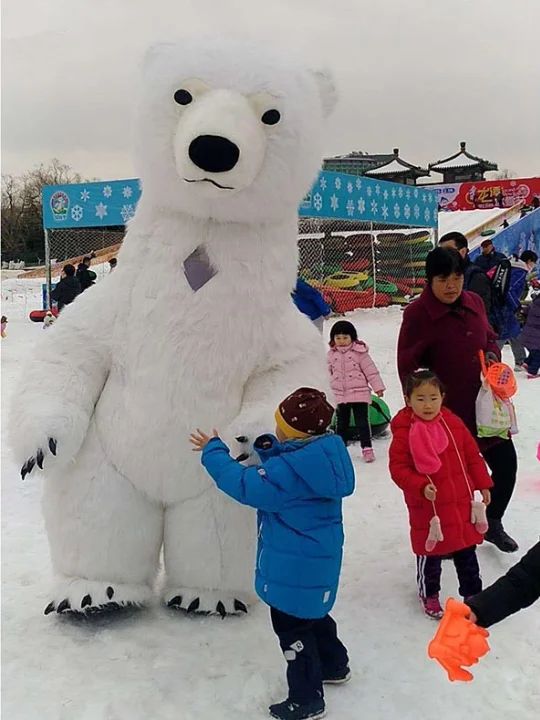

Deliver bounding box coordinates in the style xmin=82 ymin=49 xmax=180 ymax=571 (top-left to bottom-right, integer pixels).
xmin=10 ymin=280 xmax=115 ymax=467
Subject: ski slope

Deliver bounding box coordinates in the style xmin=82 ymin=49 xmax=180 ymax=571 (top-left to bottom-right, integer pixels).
xmin=438 ymin=206 xmax=523 ymax=253
xmin=1 ymin=290 xmax=539 ymax=720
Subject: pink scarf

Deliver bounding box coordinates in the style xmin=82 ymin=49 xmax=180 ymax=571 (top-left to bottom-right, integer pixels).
xmin=409 ymin=414 xmax=449 ymax=474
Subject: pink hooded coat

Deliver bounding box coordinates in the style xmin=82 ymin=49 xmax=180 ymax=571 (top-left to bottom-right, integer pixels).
xmin=327 ymin=341 xmax=385 ymax=404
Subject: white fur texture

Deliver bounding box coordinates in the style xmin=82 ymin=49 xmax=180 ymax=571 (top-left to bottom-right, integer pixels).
xmin=10 ymin=36 xmax=336 ymax=615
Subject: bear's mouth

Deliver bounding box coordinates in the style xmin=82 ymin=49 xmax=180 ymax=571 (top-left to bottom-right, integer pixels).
xmin=184 ymin=178 xmax=234 ymax=191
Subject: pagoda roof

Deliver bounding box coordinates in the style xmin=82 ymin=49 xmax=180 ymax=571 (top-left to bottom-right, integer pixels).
xmin=365 ymin=149 xmax=429 ymax=178
xmin=325 ymin=148 xmax=429 ymax=178
xmin=429 ymin=142 xmax=498 ymax=172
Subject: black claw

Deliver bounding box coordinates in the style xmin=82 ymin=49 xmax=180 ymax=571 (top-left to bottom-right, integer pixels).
xmin=81 ymin=594 xmax=92 ymax=608
xmin=56 ymin=598 xmax=71 ymax=614
xmin=216 ymin=601 xmax=226 ymax=618
xmin=234 ymin=599 xmax=248 ymax=614
xmin=235 ymin=453 xmax=250 ymax=463
xmin=36 ymin=449 xmax=44 ymax=470
xmin=236 ymin=436 xmax=248 ymax=444
xmin=44 ymin=601 xmax=56 ymax=615
xmin=168 ymin=595 xmax=183 ymax=608
xmin=187 ymin=598 xmax=200 ymax=613
xmin=48 ymin=438 xmax=57 ymax=456
xmin=21 ymin=457 xmax=36 ymax=480
xmin=106 ymin=586 xmax=114 ymax=600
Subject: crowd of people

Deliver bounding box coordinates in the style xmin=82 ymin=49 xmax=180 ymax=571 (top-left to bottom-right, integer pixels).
xmin=49 ymin=253 xmax=117 ymax=314
xmin=186 ymin=243 xmax=538 ymax=720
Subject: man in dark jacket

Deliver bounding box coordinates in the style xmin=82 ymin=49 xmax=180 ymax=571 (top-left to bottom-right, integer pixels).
xmin=76 ymin=256 xmax=96 ymax=292
xmin=50 ymin=264 xmax=81 ymax=312
xmin=439 ymin=232 xmax=493 ymax=315
xmin=474 ymin=239 xmax=506 ymax=273
xmin=466 ymin=541 xmax=540 ymax=627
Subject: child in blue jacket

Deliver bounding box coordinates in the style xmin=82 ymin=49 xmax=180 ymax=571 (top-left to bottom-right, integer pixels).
xmin=190 ymin=387 xmax=355 ymax=720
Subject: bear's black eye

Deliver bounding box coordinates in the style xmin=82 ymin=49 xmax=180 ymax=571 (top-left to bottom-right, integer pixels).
xmin=261 ymin=109 xmax=281 ymax=126
xmin=174 ymin=89 xmax=193 ymax=106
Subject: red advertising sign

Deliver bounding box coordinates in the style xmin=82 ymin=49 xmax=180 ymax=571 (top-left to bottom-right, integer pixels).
xmin=431 ymin=177 xmax=540 ymax=211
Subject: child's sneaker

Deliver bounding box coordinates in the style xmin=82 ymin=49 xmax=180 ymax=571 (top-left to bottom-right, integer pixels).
xmin=269 ymin=698 xmax=326 ymax=720
xmin=420 ymin=594 xmax=443 ymax=620
xmin=362 ymin=447 xmax=375 ymax=463
xmin=527 ymin=372 xmax=539 ymax=379
xmin=323 ymin=666 xmax=351 ymax=684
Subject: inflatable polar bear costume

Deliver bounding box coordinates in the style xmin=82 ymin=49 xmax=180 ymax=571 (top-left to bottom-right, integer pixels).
xmin=11 ymin=36 xmax=338 ymax=618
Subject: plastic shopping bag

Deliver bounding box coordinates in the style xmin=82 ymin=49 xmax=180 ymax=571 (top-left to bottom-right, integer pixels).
xmin=476 ymin=379 xmax=511 ymax=439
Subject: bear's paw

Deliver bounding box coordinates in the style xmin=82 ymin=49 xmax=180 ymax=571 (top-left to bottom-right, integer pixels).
xmin=44 ymin=577 xmax=153 ymax=617
xmin=164 ymin=588 xmax=250 ymax=617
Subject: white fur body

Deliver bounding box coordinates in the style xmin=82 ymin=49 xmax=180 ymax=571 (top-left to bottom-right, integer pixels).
xmin=10 ymin=37 xmax=336 ymax=615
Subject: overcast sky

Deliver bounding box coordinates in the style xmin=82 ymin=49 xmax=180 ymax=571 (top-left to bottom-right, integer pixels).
xmin=2 ymin=0 xmax=539 ymax=182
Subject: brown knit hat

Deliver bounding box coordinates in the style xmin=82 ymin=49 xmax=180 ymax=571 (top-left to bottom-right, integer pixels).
xmin=275 ymin=387 xmax=334 ymax=439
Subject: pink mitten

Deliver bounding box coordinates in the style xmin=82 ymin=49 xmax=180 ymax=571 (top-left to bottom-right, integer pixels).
xmin=470 ymin=500 xmax=488 ymax=534
xmin=425 ymin=515 xmax=444 ymax=552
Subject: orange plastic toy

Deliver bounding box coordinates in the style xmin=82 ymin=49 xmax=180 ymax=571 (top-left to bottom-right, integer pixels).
xmin=427 ymin=598 xmax=490 ymax=681
xmin=479 ymin=351 xmax=517 ymax=399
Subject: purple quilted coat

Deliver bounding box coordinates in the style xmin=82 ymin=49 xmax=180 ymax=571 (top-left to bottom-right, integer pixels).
xmin=520 ymin=296 xmax=540 ymax=351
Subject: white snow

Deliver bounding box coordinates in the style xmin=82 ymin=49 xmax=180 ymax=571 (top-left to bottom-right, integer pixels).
xmin=1 ymin=297 xmax=539 ymax=720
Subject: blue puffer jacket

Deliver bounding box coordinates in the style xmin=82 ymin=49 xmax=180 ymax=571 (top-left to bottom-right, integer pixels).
xmin=201 ymin=433 xmax=355 ymax=619
xmin=494 ymin=260 xmax=528 ymax=340
xmin=292 ymin=278 xmax=331 ymax=321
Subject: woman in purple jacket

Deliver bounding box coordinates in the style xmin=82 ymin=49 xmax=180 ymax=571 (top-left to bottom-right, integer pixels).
xmin=397 ymin=247 xmax=519 ymax=553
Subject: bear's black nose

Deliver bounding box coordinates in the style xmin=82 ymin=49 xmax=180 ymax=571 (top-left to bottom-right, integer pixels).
xmin=188 ymin=135 xmax=240 ymax=173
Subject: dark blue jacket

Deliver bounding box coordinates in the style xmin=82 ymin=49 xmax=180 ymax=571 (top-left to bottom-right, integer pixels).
xmin=493 ymin=260 xmax=528 ymax=340
xmin=292 ymin=278 xmax=331 ymax=321
xmin=475 ymin=250 xmax=506 ymax=273
xmin=201 ymin=433 xmax=355 ymax=619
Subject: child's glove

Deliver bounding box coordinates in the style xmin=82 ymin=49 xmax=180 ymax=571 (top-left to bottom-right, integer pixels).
xmin=470 ymin=500 xmax=488 ymax=534
xmin=425 ymin=515 xmax=444 ymax=552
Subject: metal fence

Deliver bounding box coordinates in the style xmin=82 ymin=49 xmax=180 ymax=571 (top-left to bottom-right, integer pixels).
xmin=298 ymin=217 xmax=435 ymax=313
xmin=40 ymin=218 xmax=435 ymax=312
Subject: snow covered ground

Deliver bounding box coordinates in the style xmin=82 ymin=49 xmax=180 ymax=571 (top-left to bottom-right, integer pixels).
xmin=2 ymin=294 xmax=539 ymax=720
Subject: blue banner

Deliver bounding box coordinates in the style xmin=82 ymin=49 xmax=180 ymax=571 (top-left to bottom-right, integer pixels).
xmin=42 ymin=171 xmax=438 ymax=229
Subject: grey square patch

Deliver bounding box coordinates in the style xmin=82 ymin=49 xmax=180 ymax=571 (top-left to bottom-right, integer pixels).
xmin=183 ymin=245 xmax=217 ymax=292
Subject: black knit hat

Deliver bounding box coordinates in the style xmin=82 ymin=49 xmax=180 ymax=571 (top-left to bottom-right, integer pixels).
xmin=275 ymin=387 xmax=334 ymax=439
xmin=329 ymin=320 xmax=358 ymax=344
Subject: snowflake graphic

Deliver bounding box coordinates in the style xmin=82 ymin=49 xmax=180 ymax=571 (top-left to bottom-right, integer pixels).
xmin=404 ymin=204 xmax=411 ymax=219
xmin=381 ymin=204 xmax=389 ymax=219
xmin=393 ymin=203 xmax=400 ymax=219
xmin=370 ymin=200 xmax=378 ymax=215
xmin=413 ymin=204 xmax=420 ymax=219
xmin=391 ymin=188 xmax=397 ymax=198
xmin=427 ymin=192 xmax=434 ymax=204
xmin=375 ymin=184 xmax=381 ymax=196
xmin=406 ymin=189 xmax=411 ymax=200
xmin=330 ymin=194 xmax=339 ymax=211
xmin=424 ymin=208 xmax=431 ymax=222
xmin=398 ymin=187 xmax=404 ymax=198
xmin=433 ymin=209 xmax=438 ymax=222
xmin=334 ymin=177 xmax=342 ymax=190
xmin=313 ymin=193 xmax=323 ymax=211
xmin=320 ymin=176 xmax=327 ymax=191
xmin=421 ymin=193 xmax=427 ymax=204
xmin=383 ymin=189 xmax=389 ymax=201
xmin=122 ymin=186 xmax=133 ymax=199
xmin=366 ymin=186 xmax=373 ymax=197
xmin=71 ymin=205 xmax=83 ymax=222
xmin=414 ymin=188 xmax=419 ymax=198
xmin=357 ymin=198 xmax=366 ymax=214
xmin=355 ymin=178 xmax=362 ymax=190
xmin=80 ymin=189 xmax=90 ymax=202
xmin=347 ymin=182 xmax=353 ymax=194
xmin=103 ymin=185 xmax=113 ymax=198
xmin=346 ymin=199 xmax=355 ymax=216
xmin=95 ymin=202 xmax=108 ymax=220
xmin=121 ymin=204 xmax=135 ymax=223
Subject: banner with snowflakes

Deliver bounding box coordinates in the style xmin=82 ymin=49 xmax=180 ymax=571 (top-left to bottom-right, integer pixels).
xmin=42 ymin=171 xmax=438 ymax=229
xmin=42 ymin=179 xmax=141 ymax=229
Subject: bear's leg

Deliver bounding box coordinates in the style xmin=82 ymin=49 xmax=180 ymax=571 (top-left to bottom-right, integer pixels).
xmin=42 ymin=426 xmax=163 ymax=616
xmin=163 ymin=488 xmax=256 ymax=616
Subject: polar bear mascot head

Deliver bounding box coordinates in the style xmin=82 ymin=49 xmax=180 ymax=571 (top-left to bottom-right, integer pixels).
xmin=135 ymin=36 xmax=337 ymax=224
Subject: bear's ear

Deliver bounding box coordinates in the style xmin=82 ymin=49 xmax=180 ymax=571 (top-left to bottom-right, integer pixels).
xmin=311 ymin=69 xmax=338 ymax=119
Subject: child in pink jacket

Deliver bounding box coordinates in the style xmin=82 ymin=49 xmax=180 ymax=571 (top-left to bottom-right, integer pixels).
xmin=327 ymin=320 xmax=385 ymax=462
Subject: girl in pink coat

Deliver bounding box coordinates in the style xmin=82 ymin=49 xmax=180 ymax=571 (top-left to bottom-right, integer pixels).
xmin=328 ymin=320 xmax=385 ymax=462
